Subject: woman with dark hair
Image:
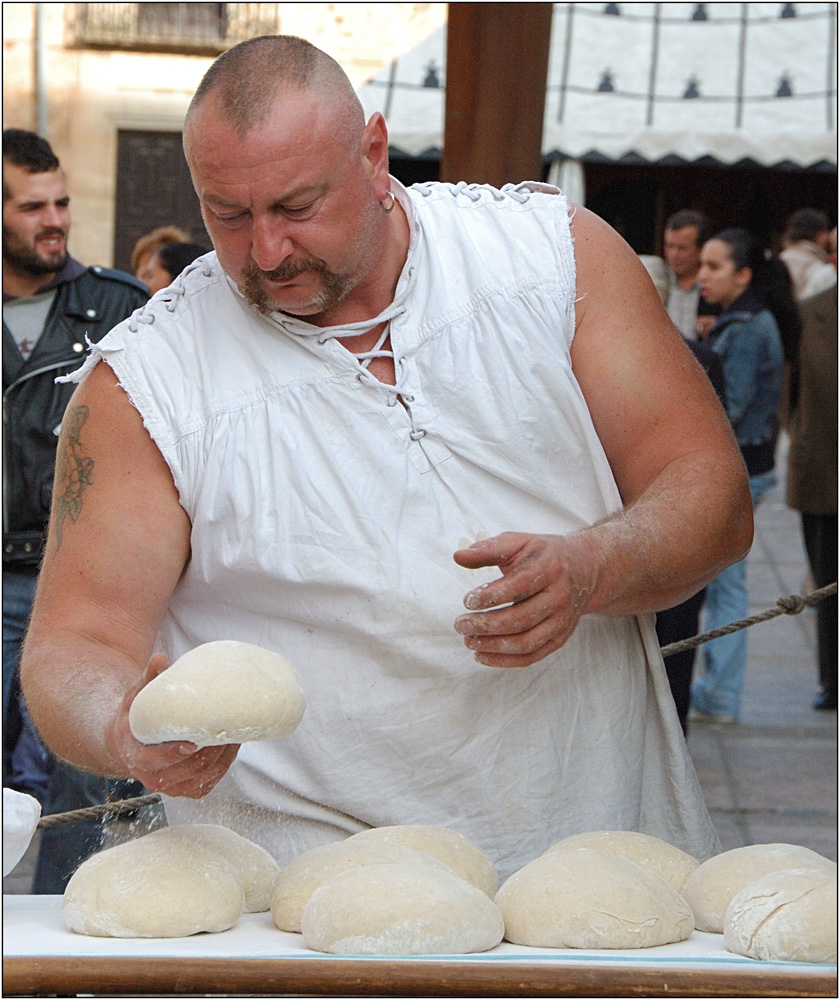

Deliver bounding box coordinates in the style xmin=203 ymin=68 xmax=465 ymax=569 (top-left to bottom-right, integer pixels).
xmin=689 ymin=229 xmax=785 ymax=723
xmin=145 ymin=242 xmax=210 ymax=295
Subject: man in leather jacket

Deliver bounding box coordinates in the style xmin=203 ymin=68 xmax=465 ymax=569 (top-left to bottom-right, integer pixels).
xmin=3 ymin=129 xmax=147 ymax=890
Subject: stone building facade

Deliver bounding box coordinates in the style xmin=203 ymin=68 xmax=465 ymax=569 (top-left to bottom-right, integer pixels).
xmin=2 ymin=2 xmax=446 ymax=270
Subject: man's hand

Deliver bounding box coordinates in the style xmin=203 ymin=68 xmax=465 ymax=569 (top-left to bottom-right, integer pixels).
xmin=694 ymin=315 xmax=716 ymax=339
xmin=106 ymin=652 xmax=238 ymax=799
xmin=453 ymin=532 xmax=599 ymax=668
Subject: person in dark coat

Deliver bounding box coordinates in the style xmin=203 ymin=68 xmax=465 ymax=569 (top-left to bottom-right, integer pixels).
xmin=785 ymin=283 xmax=838 ymax=710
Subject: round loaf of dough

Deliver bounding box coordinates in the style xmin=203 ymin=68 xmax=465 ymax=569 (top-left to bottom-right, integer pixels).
xmin=147 ymin=824 xmax=279 ymax=912
xmin=301 ymin=862 xmax=505 ymax=955
xmin=724 ymin=868 xmax=837 ymax=964
xmin=348 ymin=824 xmax=498 ymax=896
xmin=496 ymin=847 xmax=694 ymax=949
xmin=270 ymin=839 xmax=454 ymax=932
xmin=544 ymin=830 xmax=699 ymax=892
xmin=681 ymin=843 xmax=837 ymax=932
xmin=63 ymin=834 xmax=244 ymax=937
xmin=129 ymin=640 xmax=306 ymax=748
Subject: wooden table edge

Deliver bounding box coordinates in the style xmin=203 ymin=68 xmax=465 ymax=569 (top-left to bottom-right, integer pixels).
xmin=4 ymin=954 xmax=837 ymax=998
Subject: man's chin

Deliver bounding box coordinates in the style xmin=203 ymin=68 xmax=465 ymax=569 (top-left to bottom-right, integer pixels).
xmin=240 ymin=270 xmax=352 ymax=319
xmin=42 ymin=253 xmax=67 ymax=273
xmin=241 ymin=281 xmax=321 ymax=318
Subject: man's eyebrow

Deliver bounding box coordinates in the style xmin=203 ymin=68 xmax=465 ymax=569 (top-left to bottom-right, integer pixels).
xmin=268 ymin=185 xmax=326 ymax=212
xmin=204 ymin=195 xmax=246 ymax=209
xmin=17 ymin=196 xmax=70 ymax=209
xmin=278 ymin=184 xmax=323 ymax=201
xmin=204 ymin=184 xmax=324 ymax=212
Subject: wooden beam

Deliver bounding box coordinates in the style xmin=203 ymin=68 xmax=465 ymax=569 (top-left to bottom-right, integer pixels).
xmin=441 ymin=3 xmax=553 ymax=187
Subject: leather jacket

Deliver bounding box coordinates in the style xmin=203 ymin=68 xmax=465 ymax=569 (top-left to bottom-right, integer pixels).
xmin=3 ymin=260 xmax=148 ymax=566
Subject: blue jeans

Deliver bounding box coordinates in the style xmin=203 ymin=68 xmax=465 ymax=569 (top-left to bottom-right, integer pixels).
xmin=691 ymin=471 xmax=776 ymax=719
xmin=3 ymin=566 xmax=49 ymax=801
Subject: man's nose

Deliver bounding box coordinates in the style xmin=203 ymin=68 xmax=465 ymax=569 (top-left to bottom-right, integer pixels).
xmin=251 ymin=216 xmax=294 ymax=272
xmin=41 ymin=204 xmax=66 ymax=230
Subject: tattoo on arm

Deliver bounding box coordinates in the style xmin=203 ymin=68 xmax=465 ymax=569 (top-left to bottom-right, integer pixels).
xmin=54 ymin=406 xmax=94 ymax=550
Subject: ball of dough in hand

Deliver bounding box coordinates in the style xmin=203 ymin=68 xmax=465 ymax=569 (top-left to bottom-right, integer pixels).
xmin=348 ymin=824 xmax=498 ymax=896
xmin=495 ymin=847 xmax=694 ymax=950
xmin=543 ymin=830 xmax=699 ymax=892
xmin=301 ymin=862 xmax=505 ymax=955
xmin=129 ymin=640 xmax=306 ymax=748
xmin=63 ymin=835 xmax=244 ymax=938
xmin=724 ymin=867 xmax=837 ymax=964
xmin=146 ymin=824 xmax=280 ymax=912
xmin=681 ymin=843 xmax=836 ymax=933
xmin=271 ymin=839 xmax=455 ymax=932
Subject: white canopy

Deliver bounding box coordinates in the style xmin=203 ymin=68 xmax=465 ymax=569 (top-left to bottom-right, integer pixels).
xmin=358 ymin=2 xmax=837 ymax=170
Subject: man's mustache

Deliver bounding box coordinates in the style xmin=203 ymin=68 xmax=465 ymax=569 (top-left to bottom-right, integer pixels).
xmin=255 ymin=257 xmax=327 ymax=281
xmin=36 ymin=228 xmax=66 ymax=241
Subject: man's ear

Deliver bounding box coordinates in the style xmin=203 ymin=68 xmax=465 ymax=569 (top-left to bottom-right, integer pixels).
xmin=360 ymin=112 xmax=391 ymax=198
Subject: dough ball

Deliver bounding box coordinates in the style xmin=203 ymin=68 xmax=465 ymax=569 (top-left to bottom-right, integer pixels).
xmin=146 ymin=824 xmax=279 ymax=912
xmin=724 ymin=868 xmax=837 ymax=964
xmin=681 ymin=843 xmax=836 ymax=932
xmin=270 ymin=839 xmax=455 ymax=932
xmin=129 ymin=640 xmax=306 ymax=748
xmin=544 ymin=830 xmax=699 ymax=892
xmin=348 ymin=824 xmax=498 ymax=896
xmin=495 ymin=847 xmax=694 ymax=950
xmin=63 ymin=834 xmax=244 ymax=938
xmin=301 ymin=862 xmax=505 ymax=955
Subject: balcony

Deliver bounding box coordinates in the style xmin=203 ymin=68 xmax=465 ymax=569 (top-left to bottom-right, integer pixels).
xmin=71 ymin=3 xmax=282 ymax=56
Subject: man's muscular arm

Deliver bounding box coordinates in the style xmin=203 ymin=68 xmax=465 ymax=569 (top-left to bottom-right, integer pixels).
xmin=20 ymin=360 xmax=237 ymax=797
xmin=454 ymin=206 xmax=753 ymax=667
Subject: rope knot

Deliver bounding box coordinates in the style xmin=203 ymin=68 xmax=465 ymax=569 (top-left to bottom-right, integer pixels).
xmin=777 ymin=594 xmax=807 ymax=615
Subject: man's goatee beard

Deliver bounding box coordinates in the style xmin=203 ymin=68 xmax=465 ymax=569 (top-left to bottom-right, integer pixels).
xmin=240 ymin=259 xmax=354 ymax=318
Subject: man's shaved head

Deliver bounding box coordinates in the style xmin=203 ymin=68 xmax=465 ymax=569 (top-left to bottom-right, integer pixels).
xmin=184 ymin=35 xmax=364 ymax=147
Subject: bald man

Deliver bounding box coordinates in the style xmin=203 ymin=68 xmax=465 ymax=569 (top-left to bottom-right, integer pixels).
xmin=21 ymin=36 xmax=751 ymax=878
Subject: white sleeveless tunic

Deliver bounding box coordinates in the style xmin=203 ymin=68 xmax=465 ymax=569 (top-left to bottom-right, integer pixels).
xmin=72 ymin=180 xmax=719 ymax=877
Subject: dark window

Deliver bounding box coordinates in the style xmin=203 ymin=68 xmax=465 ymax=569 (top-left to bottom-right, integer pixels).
xmin=113 ymin=130 xmax=210 ymax=273
xmin=135 ymin=3 xmax=227 ymax=44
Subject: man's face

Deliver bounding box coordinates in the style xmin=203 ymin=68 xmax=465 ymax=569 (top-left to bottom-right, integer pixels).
xmin=663 ymin=225 xmax=701 ymax=281
xmin=3 ymin=164 xmax=70 ymax=279
xmin=185 ymin=90 xmax=385 ymax=320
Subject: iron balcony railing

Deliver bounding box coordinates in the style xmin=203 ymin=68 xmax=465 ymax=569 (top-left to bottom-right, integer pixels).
xmin=72 ymin=3 xmax=281 ymax=55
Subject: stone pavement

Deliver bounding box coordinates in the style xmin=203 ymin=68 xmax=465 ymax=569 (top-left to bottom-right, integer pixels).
xmin=686 ymin=443 xmax=837 ymax=862
xmin=4 ymin=440 xmax=837 ymax=895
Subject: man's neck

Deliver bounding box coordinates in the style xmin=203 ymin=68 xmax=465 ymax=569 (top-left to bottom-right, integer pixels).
xmin=676 ymin=270 xmax=699 ymax=292
xmin=312 ymin=199 xmax=411 ymax=330
xmin=2 ymin=260 xmax=60 ymax=299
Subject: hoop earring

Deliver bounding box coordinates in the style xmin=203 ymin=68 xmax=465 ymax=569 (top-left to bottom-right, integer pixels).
xmin=380 ymin=191 xmax=396 ymax=214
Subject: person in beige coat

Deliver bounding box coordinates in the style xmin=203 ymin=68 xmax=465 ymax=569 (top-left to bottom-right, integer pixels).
xmin=786 ymin=282 xmax=838 ymax=709
xmin=780 ymin=208 xmax=833 ymax=301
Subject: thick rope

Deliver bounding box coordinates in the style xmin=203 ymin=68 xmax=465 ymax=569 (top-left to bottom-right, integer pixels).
xmin=35 ymin=583 xmax=837 ymax=829
xmin=660 ymin=582 xmax=837 ymax=658
xmin=37 ymin=793 xmax=162 ymax=829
